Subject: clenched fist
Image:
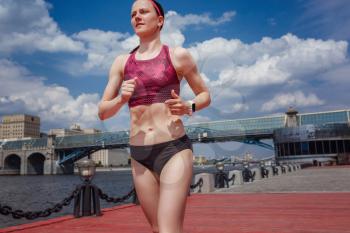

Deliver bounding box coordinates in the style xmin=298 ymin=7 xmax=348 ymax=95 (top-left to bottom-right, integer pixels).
xmin=121 ymin=77 xmax=137 ymax=103
xmin=164 ymin=89 xmax=190 ymax=116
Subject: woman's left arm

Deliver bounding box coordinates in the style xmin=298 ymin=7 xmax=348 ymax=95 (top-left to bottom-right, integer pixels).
xmin=165 ymin=47 xmax=211 ymax=116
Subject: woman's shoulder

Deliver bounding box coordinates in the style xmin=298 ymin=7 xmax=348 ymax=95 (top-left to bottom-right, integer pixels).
xmin=112 ymin=53 xmax=132 ymax=67
xmin=168 ymin=46 xmax=191 ymax=60
xmin=115 ymin=53 xmax=132 ymax=63
xmin=168 ymin=46 xmax=195 ymax=68
xmin=109 ymin=53 xmax=132 ymax=75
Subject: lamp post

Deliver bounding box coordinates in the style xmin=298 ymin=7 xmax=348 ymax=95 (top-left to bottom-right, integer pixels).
xmin=74 ymin=159 xmax=102 ymax=217
xmin=215 ymin=161 xmax=224 ymax=171
xmin=77 ymin=159 xmax=96 ymax=182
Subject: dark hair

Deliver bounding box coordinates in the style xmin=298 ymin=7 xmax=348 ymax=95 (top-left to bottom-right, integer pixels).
xmin=130 ymin=0 xmax=164 ymax=54
xmin=151 ymin=0 xmax=164 ymax=26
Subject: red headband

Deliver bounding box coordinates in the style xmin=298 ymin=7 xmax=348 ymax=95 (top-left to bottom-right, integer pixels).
xmin=149 ymin=0 xmax=161 ymax=16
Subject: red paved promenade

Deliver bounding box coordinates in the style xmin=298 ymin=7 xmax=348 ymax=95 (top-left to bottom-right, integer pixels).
xmin=1 ymin=192 xmax=350 ymax=233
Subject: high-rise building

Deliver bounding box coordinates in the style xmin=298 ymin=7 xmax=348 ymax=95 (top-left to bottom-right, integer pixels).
xmin=0 ymin=114 xmax=40 ymax=139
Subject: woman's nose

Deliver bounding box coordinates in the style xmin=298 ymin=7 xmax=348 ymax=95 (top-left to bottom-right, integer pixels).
xmin=134 ymin=12 xmax=142 ymax=21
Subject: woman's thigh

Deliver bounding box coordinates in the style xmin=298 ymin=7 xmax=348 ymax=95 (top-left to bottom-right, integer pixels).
xmin=131 ymin=158 xmax=160 ymax=229
xmin=157 ymin=149 xmax=193 ymax=231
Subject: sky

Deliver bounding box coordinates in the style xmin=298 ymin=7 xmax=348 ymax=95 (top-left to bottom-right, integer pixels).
xmin=1 ymin=0 xmax=350 ymax=159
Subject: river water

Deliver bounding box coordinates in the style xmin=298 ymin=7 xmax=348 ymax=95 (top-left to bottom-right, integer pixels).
xmin=0 ymin=165 xmax=229 ymax=229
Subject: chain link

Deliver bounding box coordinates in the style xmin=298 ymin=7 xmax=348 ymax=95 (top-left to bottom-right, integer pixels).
xmin=0 ymin=186 xmax=82 ymax=220
xmin=98 ymin=188 xmax=135 ymax=203
xmin=227 ymin=173 xmax=235 ymax=182
xmin=190 ymin=178 xmax=203 ymax=191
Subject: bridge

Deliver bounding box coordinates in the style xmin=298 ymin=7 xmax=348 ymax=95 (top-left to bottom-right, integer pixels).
xmin=0 ymin=109 xmax=349 ymax=175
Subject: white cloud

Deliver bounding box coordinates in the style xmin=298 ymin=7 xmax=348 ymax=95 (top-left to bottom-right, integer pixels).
xmin=0 ymin=0 xmax=83 ymax=53
xmin=0 ymin=59 xmax=101 ymax=130
xmin=185 ymin=34 xmax=347 ymax=115
xmin=190 ymin=34 xmax=347 ymax=88
xmin=261 ymin=91 xmax=324 ymax=112
xmin=165 ymin=10 xmax=236 ymax=30
xmin=72 ymin=29 xmax=132 ymax=73
xmin=222 ymin=103 xmax=249 ymax=114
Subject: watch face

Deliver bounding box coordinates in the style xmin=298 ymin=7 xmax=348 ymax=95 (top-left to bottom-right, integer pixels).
xmin=192 ymin=103 xmax=196 ymax=112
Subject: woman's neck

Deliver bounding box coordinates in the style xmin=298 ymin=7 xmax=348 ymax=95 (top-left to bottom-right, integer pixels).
xmin=138 ymin=35 xmax=162 ymax=54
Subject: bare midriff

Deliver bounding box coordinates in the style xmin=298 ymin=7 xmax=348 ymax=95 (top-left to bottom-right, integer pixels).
xmin=129 ymin=103 xmax=186 ymax=146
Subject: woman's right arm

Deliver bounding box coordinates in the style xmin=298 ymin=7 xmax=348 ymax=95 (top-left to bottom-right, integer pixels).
xmin=98 ymin=55 xmax=136 ymax=120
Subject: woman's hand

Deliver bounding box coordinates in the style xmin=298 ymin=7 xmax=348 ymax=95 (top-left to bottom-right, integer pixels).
xmin=120 ymin=77 xmax=137 ymax=103
xmin=165 ymin=90 xmax=190 ymax=116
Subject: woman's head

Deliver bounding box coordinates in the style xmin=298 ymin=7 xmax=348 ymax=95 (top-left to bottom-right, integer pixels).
xmin=131 ymin=0 xmax=164 ymax=37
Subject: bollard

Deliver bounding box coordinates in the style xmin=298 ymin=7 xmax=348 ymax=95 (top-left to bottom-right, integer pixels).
xmin=215 ymin=170 xmax=230 ymax=188
xmin=242 ymin=167 xmax=255 ymax=182
xmin=74 ymin=182 xmax=102 ymax=218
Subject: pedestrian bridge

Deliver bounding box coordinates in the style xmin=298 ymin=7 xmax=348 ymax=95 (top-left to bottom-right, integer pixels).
xmin=0 ymin=109 xmax=349 ymax=173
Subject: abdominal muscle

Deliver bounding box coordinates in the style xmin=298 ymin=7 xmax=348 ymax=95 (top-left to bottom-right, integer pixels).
xmin=128 ymin=103 xmax=186 ymax=146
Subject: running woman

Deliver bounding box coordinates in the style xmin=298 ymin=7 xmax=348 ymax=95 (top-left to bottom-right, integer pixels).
xmin=98 ymin=1 xmax=211 ymax=232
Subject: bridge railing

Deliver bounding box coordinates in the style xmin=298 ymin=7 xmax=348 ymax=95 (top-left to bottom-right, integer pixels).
xmin=55 ymin=131 xmax=130 ymax=149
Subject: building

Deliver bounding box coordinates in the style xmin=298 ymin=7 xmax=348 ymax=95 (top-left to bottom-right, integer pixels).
xmin=0 ymin=114 xmax=40 ymax=139
xmin=90 ymin=148 xmax=129 ymax=167
xmin=274 ymin=109 xmax=350 ymax=165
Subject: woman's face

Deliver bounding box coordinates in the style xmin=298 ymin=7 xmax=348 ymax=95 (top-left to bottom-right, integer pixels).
xmin=131 ymin=0 xmax=163 ymax=37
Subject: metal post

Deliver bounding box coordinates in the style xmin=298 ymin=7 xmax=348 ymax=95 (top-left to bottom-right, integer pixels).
xmin=74 ymin=188 xmax=81 ymax=217
xmin=82 ymin=184 xmax=91 ymax=216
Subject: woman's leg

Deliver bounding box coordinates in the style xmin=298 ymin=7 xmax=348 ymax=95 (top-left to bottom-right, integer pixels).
xmin=158 ymin=149 xmax=193 ymax=233
xmin=131 ymin=158 xmax=160 ymax=233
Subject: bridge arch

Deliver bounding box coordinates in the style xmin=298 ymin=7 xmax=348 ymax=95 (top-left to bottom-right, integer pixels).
xmin=27 ymin=152 xmax=46 ymax=175
xmin=4 ymin=154 xmax=21 ymax=171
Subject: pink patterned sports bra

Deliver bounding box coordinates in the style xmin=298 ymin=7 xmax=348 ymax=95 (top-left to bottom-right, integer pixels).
xmin=123 ymin=44 xmax=180 ymax=107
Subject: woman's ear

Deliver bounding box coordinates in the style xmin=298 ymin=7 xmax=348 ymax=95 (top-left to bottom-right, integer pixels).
xmin=158 ymin=16 xmax=164 ymax=28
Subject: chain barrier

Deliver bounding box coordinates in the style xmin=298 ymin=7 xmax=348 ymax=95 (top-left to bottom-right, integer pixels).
xmin=0 ymin=186 xmax=82 ymax=220
xmin=190 ymin=178 xmax=203 ymax=192
xmin=1 ymin=180 xmax=199 ymax=220
xmin=98 ymin=188 xmax=136 ymax=203
xmin=227 ymin=173 xmax=235 ymax=182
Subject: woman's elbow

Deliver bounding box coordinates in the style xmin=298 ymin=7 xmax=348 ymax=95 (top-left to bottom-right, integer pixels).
xmin=97 ymin=103 xmax=106 ymax=121
xmin=98 ymin=112 xmax=105 ymax=121
xmin=206 ymin=92 xmax=212 ymax=107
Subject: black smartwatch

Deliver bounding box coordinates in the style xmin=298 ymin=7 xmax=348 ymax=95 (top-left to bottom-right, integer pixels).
xmin=187 ymin=100 xmax=196 ymax=116
xmin=191 ymin=101 xmax=196 ymax=112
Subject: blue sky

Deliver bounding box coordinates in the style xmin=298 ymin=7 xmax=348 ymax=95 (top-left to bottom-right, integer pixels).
xmin=1 ymin=0 xmax=349 ymax=158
